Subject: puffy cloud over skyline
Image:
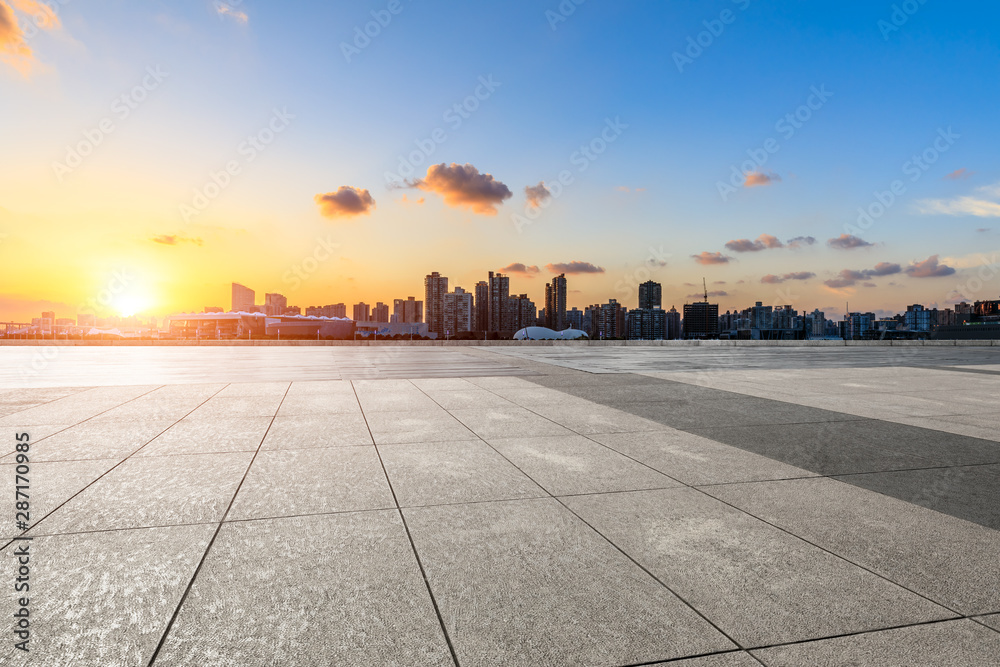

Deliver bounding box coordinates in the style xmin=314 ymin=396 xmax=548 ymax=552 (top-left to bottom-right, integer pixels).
xmin=500 ymin=262 xmax=540 ymax=276
xmin=905 ymin=255 xmax=956 ymax=278
xmin=828 ymin=234 xmax=874 ymax=250
xmin=410 ymin=163 xmax=512 ymax=215
xmin=743 ymin=171 xmax=780 ymax=187
xmin=545 ymin=261 xmax=604 ymax=274
xmin=725 ymin=234 xmax=785 ymax=253
xmin=692 ymin=251 xmax=731 ymax=265
xmin=524 ymin=182 xmax=551 ymax=208
xmin=823 ymin=261 xmax=902 ymax=288
xmin=315 ymin=186 xmax=376 ymax=219
xmin=761 ymin=272 xmax=815 ymax=284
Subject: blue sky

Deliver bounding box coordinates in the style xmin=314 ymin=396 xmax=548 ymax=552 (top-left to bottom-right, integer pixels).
xmin=1 ymin=0 xmax=998 ymax=320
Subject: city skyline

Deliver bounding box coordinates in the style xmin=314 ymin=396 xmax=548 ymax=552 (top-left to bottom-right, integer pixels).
xmin=2 ymin=2 xmax=999 ymax=322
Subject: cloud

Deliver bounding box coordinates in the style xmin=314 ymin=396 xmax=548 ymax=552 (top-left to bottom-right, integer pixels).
xmin=615 ymin=186 xmax=646 ymax=193
xmin=687 ymin=290 xmax=728 ymax=298
xmin=744 ymin=171 xmax=780 ymax=188
xmin=786 ymin=236 xmax=816 ymax=248
xmin=314 ymin=186 xmax=376 ymax=219
xmin=216 ymin=4 xmax=248 ymax=23
xmin=407 ymin=163 xmax=512 ymax=215
xmin=545 ymin=261 xmax=605 ymax=275
xmin=823 ymin=262 xmax=901 ymax=288
xmin=915 ymin=181 xmax=1000 ymax=217
xmin=0 ymin=0 xmax=60 ymax=74
xmin=761 ymin=271 xmax=816 ymax=284
xmin=725 ymin=234 xmax=784 ymax=253
xmin=151 ymin=234 xmax=203 ymax=246
xmin=828 ymin=234 xmax=874 ymax=250
xmin=944 ymin=168 xmax=973 ymax=180
xmin=399 ymin=194 xmax=425 ymax=205
xmin=712 ymin=280 xmax=726 ymax=285
xmin=692 ymin=251 xmax=730 ymax=265
xmin=501 ymin=263 xmax=540 ymax=276
xmin=977 ymin=227 xmax=991 ymax=233
xmin=524 ymin=182 xmax=551 ymax=208
xmin=905 ymin=255 xmax=956 ymax=278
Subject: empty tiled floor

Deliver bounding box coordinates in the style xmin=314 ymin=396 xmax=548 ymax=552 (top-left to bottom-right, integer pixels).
xmin=1 ymin=344 xmax=998 ymax=666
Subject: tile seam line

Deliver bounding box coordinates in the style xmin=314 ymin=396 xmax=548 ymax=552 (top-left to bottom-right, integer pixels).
xmin=470 ymin=379 xmax=971 ymax=626
xmin=146 ymin=381 xmax=290 ymax=666
xmin=355 ymin=379 xmax=462 ymax=667
xmin=0 ymin=383 xmax=226 ymax=551
xmin=410 ymin=380 xmax=746 ymax=654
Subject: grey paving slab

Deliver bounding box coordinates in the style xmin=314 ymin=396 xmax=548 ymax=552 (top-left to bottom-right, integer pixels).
xmin=527 ymin=402 xmax=665 ymax=435
xmin=487 ymin=435 xmax=680 ymax=495
xmin=977 ymin=613 xmax=1000 ymax=632
xmin=751 ymin=619 xmax=1000 ymax=667
xmin=704 ymin=477 xmax=1000 ymax=615
xmin=1 ymin=458 xmax=117 ymax=537
xmin=87 ymin=397 xmax=208 ymax=423
xmin=379 ymin=440 xmax=546 ymax=506
xmin=1 ymin=419 xmax=175 ymax=462
xmin=137 ymin=416 xmax=273 ymax=456
xmin=0 ymin=524 xmax=215 ymax=667
xmin=0 ymin=424 xmax=73 ymax=456
xmin=449 ymin=406 xmax=575 ymax=439
xmin=404 ymin=498 xmax=735 ymax=666
xmin=668 ymin=653 xmax=762 ymax=667
xmin=35 ymin=452 xmax=252 ymax=534
xmin=365 ymin=409 xmax=477 ymax=445
xmin=355 ymin=389 xmax=442 ymax=413
xmin=184 ymin=395 xmax=284 ymax=420
xmin=685 ymin=422 xmax=937 ymax=476
xmin=422 ymin=388 xmax=517 ymax=410
xmin=214 ymin=381 xmax=290 ymax=397
xmin=275 ymin=392 xmax=362 ymax=415
xmin=591 ymin=430 xmax=816 ymax=486
xmin=155 ymin=511 xmax=454 ymax=667
xmin=540 ymin=381 xmax=735 ymax=404
xmin=227 ymin=446 xmax=394 ymax=520
xmin=284 ymin=379 xmax=357 ymax=396
xmin=409 ymin=377 xmax=482 ymax=391
xmin=834 ymin=466 xmax=1000 ymax=530
xmin=260 ymin=413 xmax=373 ymax=449
xmin=562 ymin=488 xmax=953 ymax=647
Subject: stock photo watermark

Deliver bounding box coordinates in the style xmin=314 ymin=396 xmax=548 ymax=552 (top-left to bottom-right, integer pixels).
xmin=179 ymin=107 xmax=294 ymax=222
xmin=12 ymin=431 xmax=32 ymax=653
xmin=340 ymin=0 xmax=410 ymax=63
xmin=614 ymin=246 xmax=672 ymax=300
xmin=878 ymin=0 xmax=929 ymax=40
xmin=282 ymin=236 xmax=341 ymax=291
xmin=673 ymin=0 xmax=754 ymax=73
xmin=51 ymin=66 xmax=169 ymax=183
xmin=545 ymin=0 xmax=587 ymax=31
xmin=511 ymin=116 xmax=628 ymax=232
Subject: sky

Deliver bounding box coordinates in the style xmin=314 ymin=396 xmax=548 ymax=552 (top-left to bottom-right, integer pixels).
xmin=1 ymin=0 xmax=999 ymax=322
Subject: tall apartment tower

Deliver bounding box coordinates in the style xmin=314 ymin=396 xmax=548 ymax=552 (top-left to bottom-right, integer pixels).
xmin=638 ymin=281 xmax=662 ymax=310
xmin=544 ymin=274 xmax=567 ymax=330
xmin=372 ymin=302 xmax=390 ymax=323
xmin=393 ymin=297 xmax=423 ymax=324
xmin=425 ymin=272 xmax=449 ymax=336
xmin=487 ymin=271 xmax=510 ymax=332
xmin=264 ymin=293 xmax=287 ymax=316
xmin=665 ymin=306 xmax=681 ymax=339
xmin=231 ymin=283 xmax=255 ymax=312
xmin=474 ymin=281 xmax=489 ymax=332
xmin=443 ymin=287 xmax=474 ymax=335
xmin=353 ymin=303 xmax=370 ymax=322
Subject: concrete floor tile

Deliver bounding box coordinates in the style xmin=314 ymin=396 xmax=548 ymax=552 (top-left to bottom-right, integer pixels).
xmin=214 ymin=381 xmax=290 ymax=397
xmin=563 ymin=488 xmax=953 ymax=647
xmin=1 ymin=419 xmax=175 ymax=462
xmin=0 ymin=424 xmax=74 ymax=455
xmin=1 ymin=458 xmax=117 ymax=537
xmin=449 ymin=406 xmax=574 ymax=439
xmin=355 ymin=389 xmax=441 ymax=413
xmin=184 ymin=395 xmax=284 ymax=420
xmin=260 ymin=414 xmax=373 ymax=449
xmin=276 ymin=392 xmax=362 ymax=416
xmin=409 ymin=377 xmax=481 ymax=391
xmin=365 ymin=410 xmax=477 ymax=445
xmin=227 ymin=446 xmax=394 ymax=520
xmin=704 ymin=477 xmax=1000 ymax=615
xmin=465 ymin=376 xmax=541 ymax=390
xmin=834 ymin=466 xmax=1000 ymax=530
xmin=404 ymin=498 xmax=735 ymax=666
xmin=668 ymin=653 xmax=762 ymax=667
xmin=0 ymin=524 xmax=215 ymax=667
xmin=592 ymin=431 xmax=816 ymax=486
xmin=285 ymin=379 xmax=357 ymax=396
xmin=155 ymin=511 xmax=454 ymax=666
xmin=422 ymin=388 xmax=517 ymax=410
xmin=529 ymin=402 xmax=666 ymax=434
xmin=380 ymin=440 xmax=546 ymax=506
xmin=488 ymin=435 xmax=680 ymax=495
xmin=751 ymin=619 xmax=1000 ymax=667
xmin=35 ymin=452 xmax=252 ymax=533
xmin=976 ymin=613 xmax=1000 ymax=632
xmin=137 ymin=416 xmax=273 ymax=456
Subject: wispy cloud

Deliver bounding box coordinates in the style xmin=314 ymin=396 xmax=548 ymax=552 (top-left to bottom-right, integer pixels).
xmin=743 ymin=171 xmax=780 ymax=188
xmin=501 ymin=262 xmax=540 ymax=276
xmin=524 ymin=182 xmax=551 ymax=208
xmin=943 ymin=168 xmax=973 ymax=180
xmin=545 ymin=261 xmax=604 ymax=274
xmin=915 ymin=181 xmax=1000 ymax=217
xmin=823 ymin=262 xmax=901 ymax=289
xmin=0 ymin=0 xmax=61 ymax=75
xmin=786 ymin=236 xmax=816 ymax=249
xmin=216 ymin=4 xmax=249 ymax=24
xmin=687 ymin=290 xmax=728 ymax=298
xmin=725 ymin=234 xmax=784 ymax=253
xmin=151 ymin=234 xmax=203 ymax=246
xmin=692 ymin=251 xmax=731 ymax=265
xmin=315 ymin=186 xmax=376 ymax=219
xmin=828 ymin=234 xmax=874 ymax=250
xmin=761 ymin=272 xmax=815 ymax=284
xmin=905 ymin=255 xmax=956 ymax=278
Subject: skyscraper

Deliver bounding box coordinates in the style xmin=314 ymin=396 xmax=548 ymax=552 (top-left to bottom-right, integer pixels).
xmin=264 ymin=293 xmax=287 ymax=316
xmin=638 ymin=281 xmax=662 ymax=310
xmin=425 ymin=272 xmax=448 ymax=336
xmin=544 ymin=274 xmax=567 ymax=330
xmin=231 ymin=283 xmax=255 ymax=312
xmin=353 ymin=303 xmax=370 ymax=322
xmin=393 ymin=297 xmax=423 ymax=324
xmin=665 ymin=306 xmax=681 ymax=339
xmin=474 ymin=281 xmax=489 ymax=332
xmin=443 ymin=286 xmax=474 ymax=335
xmin=508 ymin=294 xmax=537 ymax=331
xmin=683 ymin=301 xmax=720 ymax=339
xmin=487 ymin=271 xmax=509 ymax=332
xmin=372 ymin=302 xmax=390 ymax=323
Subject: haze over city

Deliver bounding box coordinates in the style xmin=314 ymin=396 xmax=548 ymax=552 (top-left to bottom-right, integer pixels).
xmin=2 ymin=0 xmax=998 ymax=322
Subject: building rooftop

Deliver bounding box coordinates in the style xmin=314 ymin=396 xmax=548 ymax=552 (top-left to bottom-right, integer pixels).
xmin=1 ymin=344 xmax=999 ymax=665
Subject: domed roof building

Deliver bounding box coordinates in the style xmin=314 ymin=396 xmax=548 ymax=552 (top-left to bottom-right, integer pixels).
xmin=512 ymin=327 xmax=589 ymax=340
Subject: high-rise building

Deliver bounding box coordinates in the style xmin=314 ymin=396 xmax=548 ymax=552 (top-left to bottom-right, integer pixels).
xmin=588 ymin=300 xmax=626 ymax=339
xmin=305 ymin=304 xmax=347 ymax=318
xmin=353 ymin=303 xmax=371 ymax=322
xmin=393 ymin=297 xmax=423 ymax=324
xmin=810 ymin=309 xmax=826 ymax=337
xmin=682 ymin=301 xmax=720 ymax=339
xmin=905 ymin=304 xmax=932 ymax=331
xmin=264 ymin=293 xmax=287 ymax=316
xmin=231 ymin=283 xmax=255 ymax=312
xmin=443 ymin=287 xmax=474 ymax=335
xmin=508 ymin=294 xmax=537 ymax=332
xmin=566 ymin=307 xmax=584 ymax=331
xmin=474 ymin=281 xmax=489 ymax=332
xmin=425 ymin=272 xmax=449 ymax=336
xmin=372 ymin=302 xmax=390 ymax=323
xmin=638 ymin=281 xmax=662 ymax=310
xmin=665 ymin=306 xmax=681 ymax=339
xmin=627 ymin=308 xmax=667 ymax=340
xmin=487 ymin=271 xmax=509 ymax=332
xmin=844 ymin=312 xmax=875 ymax=339
xmin=544 ymin=274 xmax=567 ymax=330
